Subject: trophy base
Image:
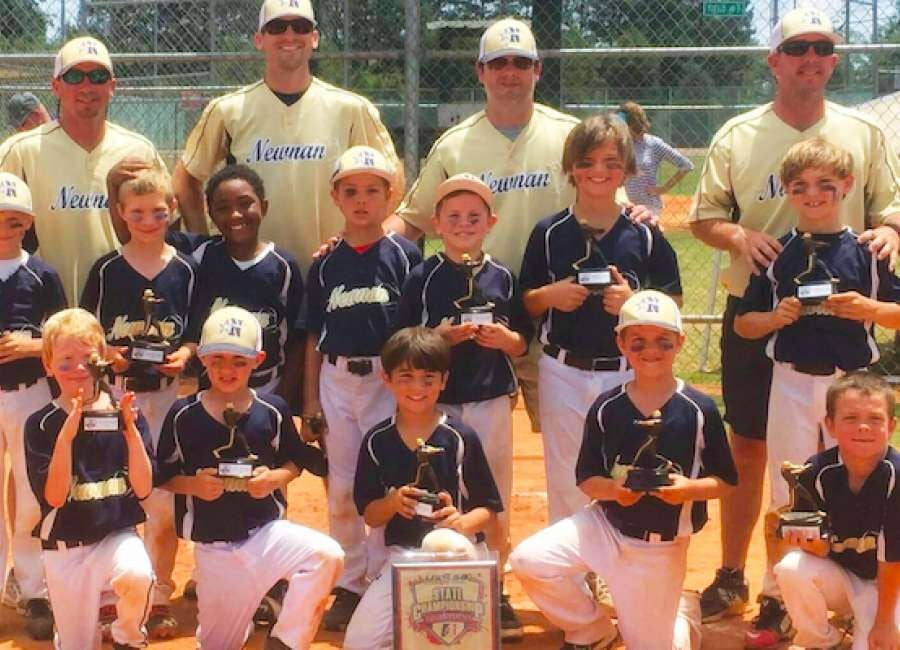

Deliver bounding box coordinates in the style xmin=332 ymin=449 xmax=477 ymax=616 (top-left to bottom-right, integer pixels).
xmin=458 ymin=307 xmax=494 ymax=326
xmin=624 ymin=467 xmax=673 ymax=492
xmin=777 ymin=511 xmax=827 ymax=539
xmin=81 ymin=408 xmax=122 ymax=434
xmin=217 ymin=459 xmax=255 ymax=479
xmin=577 ymin=268 xmax=612 ymax=295
xmin=796 ymin=281 xmax=835 ymax=306
xmin=128 ymin=340 xmax=171 ymax=364
xmin=414 ymin=492 xmax=442 ymax=519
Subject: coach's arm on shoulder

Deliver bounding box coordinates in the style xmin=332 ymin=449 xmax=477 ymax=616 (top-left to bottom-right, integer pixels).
xmin=870 ymin=561 xmax=900 ymax=650
xmin=689 ymin=218 xmax=783 ymax=275
xmin=858 ymin=213 xmax=900 ymax=271
xmin=173 ymin=162 xmax=210 ymax=235
xmin=383 ymin=213 xmax=423 ymax=241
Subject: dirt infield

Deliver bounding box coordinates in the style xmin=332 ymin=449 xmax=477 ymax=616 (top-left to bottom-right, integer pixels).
xmin=1 ymin=398 xmax=770 ymax=649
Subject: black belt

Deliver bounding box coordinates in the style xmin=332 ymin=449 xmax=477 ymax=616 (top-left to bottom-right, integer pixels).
xmin=543 ymin=344 xmax=624 ymax=372
xmin=606 ymin=510 xmax=676 ymax=543
xmin=0 ymin=376 xmax=39 ymax=392
xmin=792 ymin=361 xmax=836 ymax=377
xmin=249 ymin=368 xmax=278 ymax=388
xmin=326 ymin=354 xmax=374 ymax=377
xmin=42 ymin=538 xmax=93 ymax=551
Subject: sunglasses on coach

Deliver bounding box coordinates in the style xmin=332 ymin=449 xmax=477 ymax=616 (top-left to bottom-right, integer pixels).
xmin=60 ymin=68 xmax=112 ymax=85
xmin=484 ymin=56 xmax=536 ymax=71
xmin=778 ymin=40 xmax=836 ymax=57
xmin=263 ymin=18 xmax=316 ymax=35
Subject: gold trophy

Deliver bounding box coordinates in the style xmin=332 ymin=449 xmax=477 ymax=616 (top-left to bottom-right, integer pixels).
xmin=80 ymin=354 xmax=122 ymax=433
xmin=794 ymin=233 xmax=839 ymax=306
xmin=128 ymin=289 xmax=172 ymax=364
xmin=623 ymin=410 xmax=675 ymax=491
xmin=776 ymin=461 xmax=828 ymax=539
xmin=453 ymin=253 xmax=495 ymax=325
xmin=412 ymin=438 xmax=444 ymax=518
xmin=213 ymin=403 xmax=258 ymax=491
xmin=572 ymin=220 xmax=612 ymax=294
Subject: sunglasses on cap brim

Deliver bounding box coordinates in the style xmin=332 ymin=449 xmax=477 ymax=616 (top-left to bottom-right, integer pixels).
xmin=483 ymin=56 xmax=537 ymax=71
xmin=778 ymin=40 xmax=835 ymax=57
xmin=263 ymin=18 xmax=316 ymax=35
xmin=59 ymin=68 xmax=112 ymax=85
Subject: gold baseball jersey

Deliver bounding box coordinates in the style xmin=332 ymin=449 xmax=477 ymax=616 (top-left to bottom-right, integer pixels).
xmin=397 ymin=104 xmax=580 ymax=271
xmin=691 ymin=101 xmax=900 ymax=297
xmin=181 ymin=78 xmax=400 ymax=273
xmin=0 ymin=121 xmax=163 ymax=303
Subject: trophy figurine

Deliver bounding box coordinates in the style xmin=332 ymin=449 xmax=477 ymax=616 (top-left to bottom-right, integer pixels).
xmin=794 ymin=233 xmax=839 ymax=305
xmin=777 ymin=461 xmax=828 ymax=540
xmin=623 ymin=410 xmax=675 ymax=491
xmin=453 ymin=253 xmax=495 ymax=325
xmin=128 ymin=289 xmax=171 ymax=364
xmin=213 ymin=403 xmax=258 ymax=491
xmin=572 ymin=220 xmax=612 ymax=294
xmin=412 ymin=438 xmax=444 ymax=518
xmin=80 ymin=354 xmax=122 ymax=433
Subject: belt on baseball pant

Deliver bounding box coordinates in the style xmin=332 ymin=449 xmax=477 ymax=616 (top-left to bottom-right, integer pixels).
xmin=114 ymin=375 xmax=175 ymax=393
xmin=0 ymin=376 xmax=40 ymax=392
xmin=543 ymin=344 xmax=626 ymax=373
xmin=791 ymin=360 xmax=837 ymax=377
xmin=605 ymin=511 xmax=676 ymax=543
xmin=325 ymin=354 xmax=375 ymax=377
xmin=249 ymin=368 xmax=277 ymax=388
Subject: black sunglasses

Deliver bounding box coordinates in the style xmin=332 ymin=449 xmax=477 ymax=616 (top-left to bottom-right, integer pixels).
xmin=60 ymin=68 xmax=112 ymax=85
xmin=263 ymin=18 xmax=315 ymax=35
xmin=484 ymin=56 xmax=536 ymax=71
xmin=778 ymin=40 xmax=835 ymax=57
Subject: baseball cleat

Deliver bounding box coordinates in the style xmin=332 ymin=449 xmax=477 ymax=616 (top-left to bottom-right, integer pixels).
xmin=23 ymin=597 xmax=54 ymax=641
xmin=255 ymin=579 xmax=289 ymax=627
xmin=182 ymin=578 xmax=197 ymax=601
xmin=499 ymin=593 xmax=524 ymax=641
xmin=322 ymin=586 xmax=361 ymax=632
xmin=700 ymin=567 xmax=749 ymax=621
xmin=744 ymin=596 xmax=794 ymax=648
xmin=147 ymin=604 xmax=178 ymax=639
xmin=99 ymin=603 xmax=117 ymax=642
xmin=560 ymin=628 xmax=619 ymax=650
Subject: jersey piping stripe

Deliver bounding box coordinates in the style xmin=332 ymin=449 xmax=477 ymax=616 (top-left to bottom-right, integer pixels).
xmin=764 ymin=230 xmax=799 ymax=360
xmin=172 ymin=253 xmax=197 ymax=335
xmin=439 ymin=416 xmax=469 ymax=507
xmin=672 ymin=380 xmax=706 ymax=537
xmin=420 ymin=255 xmax=446 ymax=325
xmin=484 ymin=257 xmax=515 ymax=301
xmin=93 ymin=251 xmax=124 ymax=321
xmin=385 ymin=232 xmax=413 ymax=276
xmin=270 ymin=248 xmax=293 ymax=379
xmin=256 ymin=392 xmax=283 ymax=452
xmin=594 ymin=384 xmax=629 ymax=473
xmin=37 ymin=405 xmax=62 ymax=540
xmin=877 ymin=460 xmax=896 ymax=562
xmin=540 ymin=209 xmax=574 ymax=346
xmin=365 ymin=416 xmax=396 ymax=469
xmin=19 ymin=259 xmax=44 ymax=287
xmin=170 ymin=396 xmax=201 ymax=539
xmin=865 ymin=247 xmax=881 ymax=363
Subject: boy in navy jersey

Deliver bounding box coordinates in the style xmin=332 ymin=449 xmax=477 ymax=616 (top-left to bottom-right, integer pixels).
xmin=81 ymin=163 xmax=196 ymax=636
xmin=775 ymin=372 xmax=900 ymax=650
xmin=342 ymin=326 xmax=502 ymax=649
xmin=511 ymin=291 xmax=736 ymax=650
xmin=520 ymin=114 xmax=682 ymax=524
xmin=301 ymin=146 xmax=422 ymax=629
xmin=735 ymin=138 xmax=900 ymax=647
xmin=0 ymin=173 xmax=66 ymax=639
xmin=186 ymin=164 xmax=304 ymax=404
xmin=395 ymin=172 xmax=531 ymax=638
xmin=25 ymin=308 xmax=155 ymax=650
xmin=156 ymin=306 xmax=343 ymax=650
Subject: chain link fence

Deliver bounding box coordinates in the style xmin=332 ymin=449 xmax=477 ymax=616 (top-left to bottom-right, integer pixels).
xmin=3 ymin=0 xmax=900 ymax=382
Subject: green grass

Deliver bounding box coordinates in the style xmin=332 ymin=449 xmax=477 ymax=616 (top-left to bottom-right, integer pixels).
xmin=668 ymin=155 xmax=706 ymax=197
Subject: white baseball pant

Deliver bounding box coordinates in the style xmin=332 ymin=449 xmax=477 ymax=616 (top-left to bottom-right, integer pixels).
xmin=0 ymin=378 xmax=53 ymax=602
xmin=42 ymin=529 xmax=154 ymax=650
xmin=319 ymin=356 xmax=396 ymax=594
xmin=193 ymin=519 xmax=343 ymax=649
xmin=538 ymin=353 xmax=631 ymax=523
xmin=762 ymin=362 xmax=839 ymax=597
xmin=511 ymin=505 xmax=690 ymax=649
xmin=775 ymin=550 xmax=900 ymax=649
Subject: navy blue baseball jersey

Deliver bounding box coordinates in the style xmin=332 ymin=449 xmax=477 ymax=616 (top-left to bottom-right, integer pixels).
xmin=24 ymin=402 xmax=153 ymax=544
xmin=738 ymin=228 xmax=900 ymax=372
xmin=80 ymin=249 xmax=197 ymax=385
xmin=354 ymin=413 xmax=503 ymax=548
xmin=798 ymin=445 xmax=900 ymax=580
xmin=156 ymin=391 xmax=319 ymax=543
xmin=0 ymin=253 xmax=67 ymax=389
xmin=186 ymin=238 xmax=303 ymax=387
xmin=165 ymin=229 xmax=209 ymax=256
xmin=300 ymin=233 xmax=422 ymax=356
xmin=519 ymin=209 xmax=682 ymax=359
xmin=395 ymin=253 xmax=534 ymax=404
xmin=577 ymin=381 xmax=737 ymax=539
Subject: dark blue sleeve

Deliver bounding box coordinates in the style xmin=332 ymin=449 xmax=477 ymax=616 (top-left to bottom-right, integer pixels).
xmin=43 ymin=267 xmax=69 ymax=313
xmin=155 ymin=403 xmax=183 ymax=486
xmin=881 ymin=458 xmax=900 ymax=563
xmin=353 ymin=437 xmax=385 ymax=516
xmin=286 ymin=257 xmax=305 ymax=338
xmin=876 ymin=258 xmax=900 ymax=303
xmin=646 ymin=227 xmax=683 ymax=296
xmin=576 ymin=399 xmax=611 ymax=483
xmin=507 ymin=271 xmax=534 ymax=350
xmin=166 ymin=230 xmax=210 ymax=255
xmin=271 ymin=396 xmax=322 ymax=473
xmin=184 ymin=272 xmax=210 ymax=343
xmin=519 ymin=223 xmax=550 ymax=292
xmin=299 ymin=260 xmax=325 ymax=335
xmin=23 ymin=226 xmax=38 ymax=254
xmin=699 ymin=397 xmax=738 ymax=485
xmin=404 ymin=239 xmax=424 ymax=270
xmin=395 ymin=266 xmax=425 ymax=328
xmin=736 ymin=268 xmax=774 ymax=316
xmin=24 ymin=410 xmax=53 ymax=510
xmin=460 ymin=431 xmax=503 ymax=513
xmin=79 ymin=258 xmax=103 ymax=314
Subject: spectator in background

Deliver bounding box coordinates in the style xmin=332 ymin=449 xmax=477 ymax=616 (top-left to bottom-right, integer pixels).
xmin=618 ymin=101 xmax=694 ymax=217
xmin=6 ymin=93 xmax=51 ymax=133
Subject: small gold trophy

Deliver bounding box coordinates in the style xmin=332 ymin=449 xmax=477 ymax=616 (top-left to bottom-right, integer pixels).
xmin=213 ymin=403 xmax=258 ymax=491
xmin=413 ymin=438 xmax=444 ymax=518
xmin=623 ymin=410 xmax=675 ymax=492
xmin=572 ymin=220 xmax=612 ymax=294
xmin=794 ymin=233 xmax=839 ymax=306
xmin=128 ymin=289 xmax=172 ymax=364
xmin=777 ymin=461 xmax=828 ymax=540
xmin=80 ymin=354 xmax=122 ymax=433
xmin=453 ymin=253 xmax=495 ymax=325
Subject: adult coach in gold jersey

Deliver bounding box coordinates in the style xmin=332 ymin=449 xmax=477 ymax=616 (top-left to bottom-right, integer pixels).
xmin=689 ymin=8 xmax=900 ymax=648
xmin=174 ymin=0 xmax=400 ymax=273
xmin=0 ymin=36 xmax=163 ymax=304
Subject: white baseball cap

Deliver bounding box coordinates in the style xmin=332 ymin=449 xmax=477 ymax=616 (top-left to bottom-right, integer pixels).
xmin=198 ymin=306 xmax=262 ymax=358
xmin=434 ymin=173 xmax=494 ymax=211
xmin=258 ymin=0 xmax=316 ymax=31
xmin=53 ymin=36 xmax=113 ymax=78
xmin=331 ymin=146 xmax=394 ymax=186
xmin=0 ymin=173 xmax=35 ymax=217
xmin=770 ymin=7 xmax=843 ymax=52
xmin=615 ymin=290 xmax=683 ymax=335
xmin=478 ymin=18 xmax=538 ymax=63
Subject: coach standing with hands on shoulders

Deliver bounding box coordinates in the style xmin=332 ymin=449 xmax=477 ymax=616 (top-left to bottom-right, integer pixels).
xmin=689 ymin=8 xmax=900 ymax=649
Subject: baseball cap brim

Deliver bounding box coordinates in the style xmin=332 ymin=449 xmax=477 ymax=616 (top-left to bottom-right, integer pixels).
xmin=0 ymin=202 xmax=35 ymax=217
xmin=434 ymin=176 xmax=494 ymax=211
xmin=197 ymin=342 xmax=259 ymax=358
xmin=614 ymin=319 xmax=683 ymax=334
xmin=480 ymin=48 xmax=539 ymax=63
xmin=331 ymin=167 xmax=393 ymax=186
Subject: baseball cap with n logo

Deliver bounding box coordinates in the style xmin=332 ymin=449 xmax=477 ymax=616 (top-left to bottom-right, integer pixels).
xmin=53 ymin=36 xmax=113 ymax=78
xmin=258 ymin=0 xmax=316 ymax=31
xmin=769 ymin=7 xmax=842 ymax=52
xmin=478 ymin=18 xmax=538 ymax=63
xmin=198 ymin=306 xmax=263 ymax=357
xmin=615 ymin=290 xmax=684 ymax=334
xmin=0 ymin=172 xmax=35 ymax=217
xmin=331 ymin=145 xmax=394 ymax=186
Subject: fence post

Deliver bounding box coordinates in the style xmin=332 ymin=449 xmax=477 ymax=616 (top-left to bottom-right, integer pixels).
xmin=403 ymin=0 xmax=420 ymax=188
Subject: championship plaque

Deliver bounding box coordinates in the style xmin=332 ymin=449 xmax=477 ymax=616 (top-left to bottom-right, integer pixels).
xmin=623 ymin=410 xmax=675 ymax=492
xmin=777 ymin=461 xmax=828 ymax=540
xmin=573 ymin=220 xmax=612 ymax=294
xmin=453 ymin=253 xmax=495 ymax=325
xmin=794 ymin=234 xmax=839 ymax=306
xmin=412 ymin=438 xmax=443 ymax=518
xmin=213 ymin=403 xmax=258 ymax=491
